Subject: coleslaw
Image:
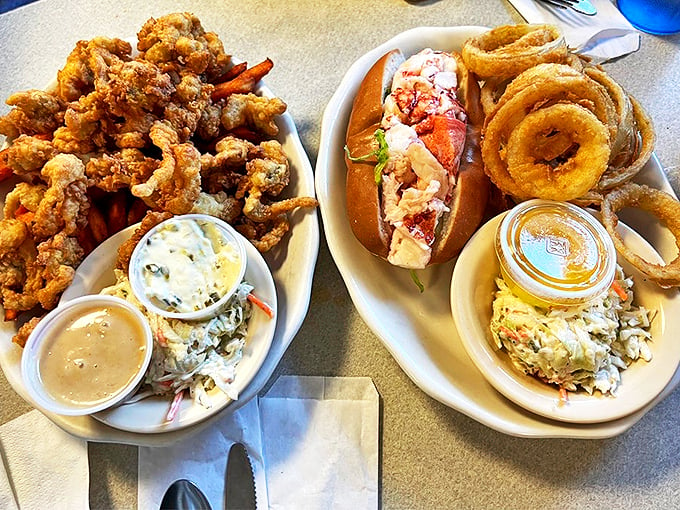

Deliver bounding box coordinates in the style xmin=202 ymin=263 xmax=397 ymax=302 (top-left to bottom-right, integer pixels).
xmin=490 ymin=266 xmax=653 ymax=395
xmin=102 ymin=270 xmax=252 ymax=410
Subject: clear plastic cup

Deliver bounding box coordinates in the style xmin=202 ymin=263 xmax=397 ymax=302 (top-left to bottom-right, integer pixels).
xmin=617 ymin=0 xmax=680 ymax=35
xmin=494 ymin=200 xmax=617 ymax=308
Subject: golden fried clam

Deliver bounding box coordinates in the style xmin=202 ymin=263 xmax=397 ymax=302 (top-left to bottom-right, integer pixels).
xmin=0 ymin=12 xmax=318 ymax=343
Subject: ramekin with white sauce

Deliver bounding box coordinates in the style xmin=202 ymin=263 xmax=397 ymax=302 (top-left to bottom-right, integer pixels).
xmin=128 ymin=214 xmax=248 ymax=321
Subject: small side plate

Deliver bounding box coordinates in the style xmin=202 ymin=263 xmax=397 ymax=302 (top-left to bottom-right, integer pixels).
xmin=452 ymin=213 xmax=680 ymax=424
xmin=59 ymin=224 xmax=277 ymax=434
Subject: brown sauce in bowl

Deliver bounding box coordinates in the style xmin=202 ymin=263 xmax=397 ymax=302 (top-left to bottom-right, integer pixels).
xmin=38 ymin=304 xmax=148 ymax=408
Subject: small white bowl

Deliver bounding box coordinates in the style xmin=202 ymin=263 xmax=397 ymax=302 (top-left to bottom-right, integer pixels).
xmin=451 ymin=212 xmax=680 ymax=424
xmin=21 ymin=295 xmax=153 ymax=416
xmin=128 ymin=214 xmax=247 ymax=321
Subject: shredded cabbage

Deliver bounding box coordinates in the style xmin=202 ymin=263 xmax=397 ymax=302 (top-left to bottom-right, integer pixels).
xmin=490 ymin=266 xmax=653 ymax=395
xmin=102 ymin=269 xmax=252 ymax=408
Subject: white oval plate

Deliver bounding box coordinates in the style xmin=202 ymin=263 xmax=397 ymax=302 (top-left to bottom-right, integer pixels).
xmin=0 ymin=69 xmax=318 ymax=445
xmin=55 ymin=224 xmax=277 ymax=434
xmin=452 ymin=213 xmax=680 ymax=424
xmin=315 ymin=25 xmax=680 ymax=438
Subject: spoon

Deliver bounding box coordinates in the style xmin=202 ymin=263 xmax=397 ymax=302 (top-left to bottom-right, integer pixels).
xmin=160 ymin=479 xmax=212 ymax=510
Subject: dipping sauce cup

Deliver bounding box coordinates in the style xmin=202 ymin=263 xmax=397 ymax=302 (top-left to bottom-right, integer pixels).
xmin=128 ymin=214 xmax=247 ymax=322
xmin=21 ymin=295 xmax=153 ymax=416
xmin=495 ymin=200 xmax=617 ymax=308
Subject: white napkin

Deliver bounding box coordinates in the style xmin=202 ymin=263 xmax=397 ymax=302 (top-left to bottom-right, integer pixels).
xmin=0 ymin=445 xmax=18 ymax=510
xmin=0 ymin=410 xmax=89 ymax=510
xmin=138 ymin=376 xmax=379 ymax=510
xmin=260 ymin=376 xmax=379 ymax=510
xmin=508 ymin=0 xmax=640 ymax=62
xmin=138 ymin=396 xmax=269 ymax=509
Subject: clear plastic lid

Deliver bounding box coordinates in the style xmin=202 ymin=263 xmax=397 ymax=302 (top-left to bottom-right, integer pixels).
xmin=495 ymin=200 xmax=617 ymax=307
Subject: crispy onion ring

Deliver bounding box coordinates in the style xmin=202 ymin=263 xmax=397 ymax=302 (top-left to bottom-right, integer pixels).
xmin=479 ymin=51 xmax=587 ymax=118
xmin=480 ymin=76 xmax=512 ymax=118
xmin=481 ymin=66 xmax=615 ymax=200
xmin=585 ymin=67 xmax=634 ymax=160
xmin=462 ymin=24 xmax=567 ymax=78
xmin=505 ymin=103 xmax=610 ymax=200
xmin=489 ymin=64 xmax=618 ymax=141
xmin=602 ymin=183 xmax=680 ymax=287
xmin=596 ymin=94 xmax=655 ymax=192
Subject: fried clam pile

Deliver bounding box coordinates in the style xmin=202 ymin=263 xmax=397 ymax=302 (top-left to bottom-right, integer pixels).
xmin=462 ymin=24 xmax=655 ymax=204
xmin=0 ymin=12 xmax=317 ymax=346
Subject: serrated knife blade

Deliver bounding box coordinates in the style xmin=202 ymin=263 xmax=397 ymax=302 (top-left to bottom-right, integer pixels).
xmin=225 ymin=442 xmax=257 ymax=510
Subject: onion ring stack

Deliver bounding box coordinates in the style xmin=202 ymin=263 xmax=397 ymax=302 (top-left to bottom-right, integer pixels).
xmin=462 ymin=24 xmax=656 ymax=204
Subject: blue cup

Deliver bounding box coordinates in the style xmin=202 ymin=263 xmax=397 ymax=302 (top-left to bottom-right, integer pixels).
xmin=617 ymin=0 xmax=680 ymax=35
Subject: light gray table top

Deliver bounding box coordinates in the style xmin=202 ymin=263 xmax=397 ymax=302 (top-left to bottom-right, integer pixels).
xmin=1 ymin=1 xmax=680 ymax=508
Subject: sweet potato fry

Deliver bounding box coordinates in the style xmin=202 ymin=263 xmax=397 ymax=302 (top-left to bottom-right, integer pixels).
xmin=14 ymin=205 xmax=34 ymax=224
xmin=214 ymin=61 xmax=248 ymax=84
xmin=77 ymin=226 xmax=96 ymax=256
xmin=87 ymin=204 xmax=108 ymax=243
xmin=107 ymin=191 xmax=128 ymax=234
xmin=0 ymin=148 xmax=13 ymax=183
xmin=212 ymin=58 xmax=274 ymax=100
xmin=126 ymin=198 xmax=149 ymax=226
xmin=225 ymin=127 xmax=264 ymax=144
xmin=4 ymin=308 xmax=19 ymax=321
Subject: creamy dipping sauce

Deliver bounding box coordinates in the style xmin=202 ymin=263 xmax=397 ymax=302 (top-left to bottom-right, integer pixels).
xmin=38 ymin=304 xmax=148 ymax=408
xmin=136 ymin=218 xmax=243 ymax=313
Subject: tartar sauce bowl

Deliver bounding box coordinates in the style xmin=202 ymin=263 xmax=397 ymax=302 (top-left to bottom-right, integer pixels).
xmin=128 ymin=214 xmax=247 ymax=321
xmin=21 ymin=295 xmax=153 ymax=416
xmin=495 ymin=199 xmax=617 ymax=308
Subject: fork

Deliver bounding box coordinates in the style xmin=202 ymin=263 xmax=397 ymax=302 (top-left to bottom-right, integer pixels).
xmin=536 ymin=0 xmax=598 ymax=16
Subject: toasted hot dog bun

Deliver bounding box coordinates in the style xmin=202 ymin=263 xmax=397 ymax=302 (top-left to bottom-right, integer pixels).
xmin=430 ymin=53 xmax=489 ymax=264
xmin=345 ymin=50 xmax=404 ymax=259
xmin=345 ymin=49 xmax=489 ymax=267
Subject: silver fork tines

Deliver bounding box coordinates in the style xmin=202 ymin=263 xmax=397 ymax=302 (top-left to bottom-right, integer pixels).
xmin=537 ymin=0 xmax=598 ymax=16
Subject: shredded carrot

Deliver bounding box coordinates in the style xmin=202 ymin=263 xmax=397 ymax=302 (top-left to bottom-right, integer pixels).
xmin=611 ymin=280 xmax=628 ymax=301
xmin=499 ymin=325 xmax=519 ymax=341
xmin=247 ymin=292 xmax=275 ymax=319
xmin=156 ymin=328 xmax=168 ymax=347
xmin=165 ymin=390 xmax=184 ymax=422
xmin=558 ymin=387 xmax=569 ymax=407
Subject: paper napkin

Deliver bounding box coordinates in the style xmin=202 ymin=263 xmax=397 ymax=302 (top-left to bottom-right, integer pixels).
xmin=138 ymin=395 xmax=269 ymax=509
xmin=260 ymin=376 xmax=379 ymax=510
xmin=138 ymin=376 xmax=379 ymax=510
xmin=0 ymin=445 xmax=18 ymax=510
xmin=508 ymin=0 xmax=640 ymax=62
xmin=0 ymin=410 xmax=89 ymax=510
